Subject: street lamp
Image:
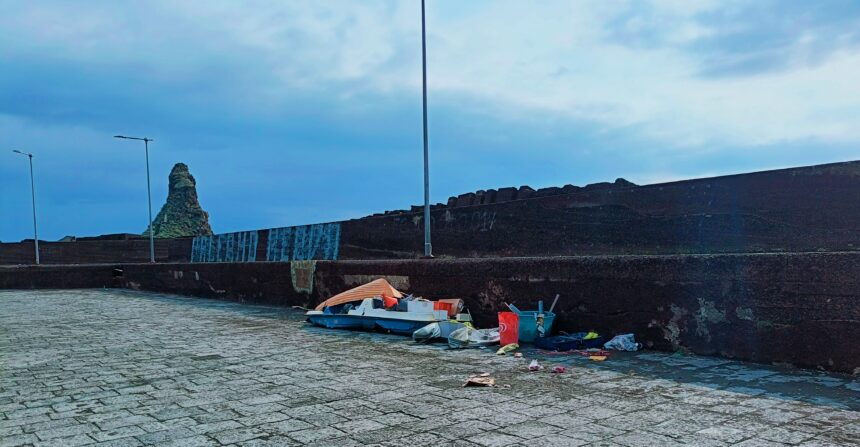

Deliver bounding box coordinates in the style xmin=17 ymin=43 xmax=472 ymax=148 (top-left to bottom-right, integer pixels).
xmin=114 ymin=135 xmax=155 ymax=263
xmin=421 ymin=0 xmax=433 ymax=257
xmin=11 ymin=150 xmax=40 ymax=265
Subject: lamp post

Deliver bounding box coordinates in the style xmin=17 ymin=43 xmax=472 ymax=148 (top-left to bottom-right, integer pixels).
xmin=114 ymin=135 xmax=155 ymax=263
xmin=421 ymin=0 xmax=433 ymax=257
xmin=11 ymin=150 xmax=40 ymax=265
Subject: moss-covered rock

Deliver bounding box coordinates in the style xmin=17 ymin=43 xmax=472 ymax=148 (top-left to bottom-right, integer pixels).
xmin=145 ymin=163 xmax=213 ymax=238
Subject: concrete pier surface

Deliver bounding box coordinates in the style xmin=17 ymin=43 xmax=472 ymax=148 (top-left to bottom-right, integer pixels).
xmin=1 ymin=290 xmax=858 ymax=446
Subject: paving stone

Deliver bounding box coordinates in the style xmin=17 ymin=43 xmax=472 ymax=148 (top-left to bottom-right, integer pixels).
xmin=33 ymin=433 xmax=94 ymax=447
xmin=287 ymin=426 xmax=346 ymax=443
xmin=34 ymin=422 xmax=96 ymax=440
xmin=529 ymin=434 xmax=589 ymax=446
xmin=210 ymin=426 xmax=269 ymax=444
xmin=89 ymin=424 xmax=146 ymax=442
xmin=612 ymin=430 xmax=685 ymax=447
xmin=134 ymin=427 xmax=196 ymax=445
xmin=0 ymin=433 xmax=38 ymax=447
xmin=467 ymin=431 xmax=523 ymax=447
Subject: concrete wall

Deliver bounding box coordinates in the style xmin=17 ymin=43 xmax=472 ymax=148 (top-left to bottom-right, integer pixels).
xmin=340 ymin=160 xmax=860 ymax=258
xmin=4 ymin=252 xmax=859 ymax=373
xmin=4 ymin=159 xmax=860 ymax=265
xmin=0 ymin=238 xmax=191 ymax=265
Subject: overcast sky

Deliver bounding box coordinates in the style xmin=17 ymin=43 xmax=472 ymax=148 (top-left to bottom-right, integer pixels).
xmin=2 ymin=0 xmax=859 ymax=241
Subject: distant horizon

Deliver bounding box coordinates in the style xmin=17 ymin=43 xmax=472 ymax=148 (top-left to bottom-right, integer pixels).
xmin=4 ymin=1 xmax=860 ymax=241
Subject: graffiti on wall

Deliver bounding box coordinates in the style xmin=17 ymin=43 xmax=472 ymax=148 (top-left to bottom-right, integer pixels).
xmin=266 ymin=223 xmax=341 ymax=261
xmin=190 ymin=231 xmax=259 ymax=262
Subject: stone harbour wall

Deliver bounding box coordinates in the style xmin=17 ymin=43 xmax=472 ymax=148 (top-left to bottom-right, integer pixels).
xmin=4 ymin=252 xmax=859 ymax=374
xmin=0 ymin=238 xmax=192 ymax=265
xmin=4 ymin=159 xmax=860 ymax=265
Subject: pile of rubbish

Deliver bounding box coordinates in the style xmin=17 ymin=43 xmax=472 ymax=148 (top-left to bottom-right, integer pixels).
xmin=305 ymin=279 xmax=467 ymax=335
xmin=306 ymin=281 xmax=642 ymax=370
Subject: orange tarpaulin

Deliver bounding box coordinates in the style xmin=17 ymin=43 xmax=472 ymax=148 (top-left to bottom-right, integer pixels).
xmin=314 ymin=278 xmax=404 ymax=311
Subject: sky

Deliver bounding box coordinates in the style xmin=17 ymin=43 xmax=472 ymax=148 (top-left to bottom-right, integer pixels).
xmin=2 ymin=0 xmax=859 ymax=241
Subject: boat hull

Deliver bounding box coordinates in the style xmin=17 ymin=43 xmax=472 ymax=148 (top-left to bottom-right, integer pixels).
xmin=307 ymin=314 xmax=443 ymax=335
xmin=306 ymin=314 xmax=375 ymax=331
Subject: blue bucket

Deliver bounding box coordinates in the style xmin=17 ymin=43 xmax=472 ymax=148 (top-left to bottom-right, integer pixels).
xmin=516 ymin=311 xmax=556 ymax=343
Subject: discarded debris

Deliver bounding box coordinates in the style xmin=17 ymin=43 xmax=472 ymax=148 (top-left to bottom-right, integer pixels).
xmin=463 ymin=372 xmax=496 ymax=387
xmin=535 ymin=332 xmax=604 ymax=351
xmin=496 ymin=343 xmax=519 ymax=355
xmin=552 ymin=365 xmax=567 ymax=373
xmin=589 ymin=355 xmax=607 ymax=362
xmin=604 ymin=334 xmax=641 ymax=351
xmin=449 ymin=326 xmax=500 ymax=349
xmin=538 ymin=348 xmax=611 ymax=357
xmin=514 ymin=352 xmax=523 ymax=358
xmin=528 ymin=359 xmax=542 ymax=371
xmin=413 ymin=321 xmax=470 ymax=343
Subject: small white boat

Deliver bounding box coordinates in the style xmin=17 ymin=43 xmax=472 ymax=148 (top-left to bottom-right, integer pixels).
xmin=448 ymin=327 xmax=500 ymax=349
xmin=306 ymin=298 xmax=448 ymax=335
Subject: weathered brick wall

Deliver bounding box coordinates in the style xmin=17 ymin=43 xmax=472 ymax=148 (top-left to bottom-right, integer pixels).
xmin=6 ymin=252 xmax=855 ymax=372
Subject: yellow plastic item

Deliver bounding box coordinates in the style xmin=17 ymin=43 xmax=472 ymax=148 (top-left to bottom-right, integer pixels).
xmin=589 ymin=355 xmax=607 ymax=362
xmin=584 ymin=331 xmax=600 ymax=340
xmin=496 ymin=343 xmax=519 ymax=355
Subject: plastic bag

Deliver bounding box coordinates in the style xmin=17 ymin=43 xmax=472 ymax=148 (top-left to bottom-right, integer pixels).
xmin=603 ymin=333 xmax=641 ymax=351
xmin=412 ymin=323 xmax=441 ymax=343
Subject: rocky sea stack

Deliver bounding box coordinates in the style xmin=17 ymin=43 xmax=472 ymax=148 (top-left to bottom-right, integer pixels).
xmin=146 ymin=163 xmax=213 ymax=238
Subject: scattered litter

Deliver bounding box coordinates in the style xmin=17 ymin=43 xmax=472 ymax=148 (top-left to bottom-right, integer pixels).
xmin=528 ymin=360 xmax=542 ymax=371
xmin=538 ymin=348 xmax=611 ymax=357
xmin=463 ymin=373 xmax=496 ymax=387
xmin=514 ymin=353 xmax=523 ymax=358
xmin=589 ymin=356 xmax=607 ymax=362
xmin=535 ymin=332 xmax=604 ymax=351
xmin=552 ymin=365 xmax=567 ymax=373
xmin=604 ymin=334 xmax=642 ymax=351
xmin=496 ymin=343 xmax=519 ymax=355
xmin=449 ymin=327 xmax=501 ymax=349
xmin=413 ymin=321 xmax=469 ymax=343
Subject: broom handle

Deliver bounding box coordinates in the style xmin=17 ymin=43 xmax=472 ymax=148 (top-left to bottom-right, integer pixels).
xmin=549 ymin=294 xmax=560 ymax=313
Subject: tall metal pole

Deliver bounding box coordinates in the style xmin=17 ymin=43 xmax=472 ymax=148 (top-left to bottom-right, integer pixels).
xmin=28 ymin=154 xmax=39 ymax=265
xmin=12 ymin=150 xmax=39 ymax=265
xmin=114 ymin=135 xmax=155 ymax=263
xmin=144 ymin=139 xmax=155 ymax=263
xmin=421 ymin=0 xmax=432 ymax=257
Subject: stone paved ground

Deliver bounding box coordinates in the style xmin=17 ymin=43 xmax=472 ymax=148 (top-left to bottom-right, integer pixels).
xmin=1 ymin=289 xmax=859 ymax=447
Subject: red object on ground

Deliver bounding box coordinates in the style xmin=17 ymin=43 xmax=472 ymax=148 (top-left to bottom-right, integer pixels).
xmin=498 ymin=312 xmax=519 ymax=346
xmin=382 ymin=294 xmax=398 ymax=309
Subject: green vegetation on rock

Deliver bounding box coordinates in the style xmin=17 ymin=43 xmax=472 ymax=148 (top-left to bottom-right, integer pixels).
xmin=145 ymin=163 xmax=213 ymax=238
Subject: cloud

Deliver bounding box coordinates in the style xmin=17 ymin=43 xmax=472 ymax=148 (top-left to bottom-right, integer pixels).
xmin=1 ymin=1 xmax=859 ymax=240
